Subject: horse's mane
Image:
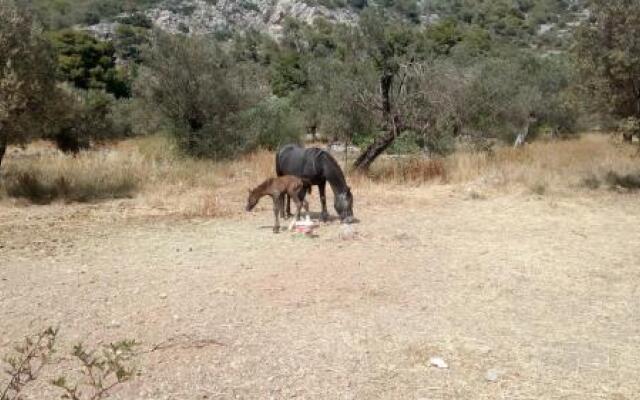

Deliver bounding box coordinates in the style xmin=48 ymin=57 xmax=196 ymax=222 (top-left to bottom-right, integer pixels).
xmin=318 ymin=150 xmax=347 ymax=185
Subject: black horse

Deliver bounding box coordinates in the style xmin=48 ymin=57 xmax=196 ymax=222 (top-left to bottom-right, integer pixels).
xmin=276 ymin=144 xmax=354 ymax=223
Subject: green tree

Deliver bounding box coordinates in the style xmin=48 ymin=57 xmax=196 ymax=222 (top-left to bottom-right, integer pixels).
xmin=113 ymin=24 xmax=151 ymax=64
xmin=48 ymin=86 xmax=119 ymax=153
xmin=49 ymin=29 xmax=130 ymax=97
xmin=351 ymin=9 xmax=419 ymax=170
xmin=136 ymin=32 xmax=266 ymax=158
xmin=0 ymin=0 xmax=58 ymax=168
xmin=464 ymin=51 xmax=575 ymax=145
xmin=574 ymin=0 xmax=640 ymax=135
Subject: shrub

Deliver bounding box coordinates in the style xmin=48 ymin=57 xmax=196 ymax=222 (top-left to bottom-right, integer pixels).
xmin=136 ymin=32 xmax=267 ymax=159
xmin=239 ymin=97 xmax=303 ymax=150
xmin=387 ymin=131 xmax=422 ymax=155
xmin=47 ymin=87 xmax=123 ymax=153
xmin=617 ymin=117 xmax=640 ymax=142
xmin=49 ymin=29 xmax=130 ymax=98
xmin=4 ymin=172 xmax=59 ymax=205
xmin=606 ymin=171 xmax=640 ymax=190
xmin=174 ymin=120 xmax=250 ymax=159
xmin=581 ymin=175 xmax=601 ymax=190
xmin=2 ymin=327 xmax=139 ymax=400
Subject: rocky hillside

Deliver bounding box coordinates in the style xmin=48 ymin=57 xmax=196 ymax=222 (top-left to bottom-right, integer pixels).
xmin=147 ymin=0 xmax=358 ymax=36
xmin=83 ymin=0 xmax=359 ymax=39
xmin=81 ymin=0 xmax=589 ymax=48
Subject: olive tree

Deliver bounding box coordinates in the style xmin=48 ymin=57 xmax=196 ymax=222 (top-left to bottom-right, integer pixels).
xmin=574 ymin=0 xmax=640 ymax=138
xmin=136 ymin=32 xmax=269 ymax=158
xmin=0 ymin=0 xmax=57 ymax=168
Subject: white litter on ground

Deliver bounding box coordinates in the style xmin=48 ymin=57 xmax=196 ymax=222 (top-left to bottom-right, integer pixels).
xmin=429 ymin=357 xmax=449 ymax=369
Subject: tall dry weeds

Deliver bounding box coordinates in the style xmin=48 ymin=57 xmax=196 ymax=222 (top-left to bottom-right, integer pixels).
xmin=444 ymin=134 xmax=639 ymax=192
xmin=1 ymin=133 xmax=637 ymax=214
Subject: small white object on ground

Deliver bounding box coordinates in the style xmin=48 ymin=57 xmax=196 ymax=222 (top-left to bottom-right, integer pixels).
xmin=429 ymin=357 xmax=448 ymax=369
xmin=293 ymin=215 xmax=317 ymax=235
xmin=338 ymin=224 xmax=357 ymax=240
xmin=485 ymin=368 xmax=506 ymax=382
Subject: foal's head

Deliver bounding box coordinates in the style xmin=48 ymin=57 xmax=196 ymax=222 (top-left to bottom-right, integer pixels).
xmin=245 ymin=188 xmax=260 ymax=212
xmin=245 ymin=178 xmax=273 ymax=211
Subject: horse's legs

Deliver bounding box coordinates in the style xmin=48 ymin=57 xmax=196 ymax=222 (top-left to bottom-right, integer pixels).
xmin=303 ymin=199 xmax=309 ymax=217
xmin=291 ymin=194 xmax=303 ymax=221
xmin=296 ymin=186 xmax=310 ymax=218
xmin=271 ymin=196 xmax=280 ymax=233
xmin=318 ymin=180 xmax=329 ymax=222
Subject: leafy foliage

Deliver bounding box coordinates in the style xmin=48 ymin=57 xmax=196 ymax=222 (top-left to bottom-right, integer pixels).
xmin=136 ymin=32 xmax=271 ymax=158
xmin=574 ymin=0 xmax=640 ymax=124
xmin=1 ymin=328 xmax=58 ymax=400
xmin=49 ymin=29 xmax=130 ymax=97
xmin=0 ymin=0 xmax=60 ymax=165
xmin=3 ymin=0 xmax=596 ymax=169
xmin=23 ymin=0 xmax=163 ymax=29
xmin=52 ymin=340 xmax=139 ymax=400
xmin=238 ymin=97 xmax=304 ymax=150
xmin=1 ymin=328 xmax=139 ymax=400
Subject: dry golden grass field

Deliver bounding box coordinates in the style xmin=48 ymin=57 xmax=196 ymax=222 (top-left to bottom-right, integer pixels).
xmin=1 ymin=134 xmax=639 ymax=399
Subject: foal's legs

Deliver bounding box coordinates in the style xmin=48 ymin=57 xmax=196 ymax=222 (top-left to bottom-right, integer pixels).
xmin=318 ymin=180 xmax=329 ymax=222
xmin=271 ymin=195 xmax=280 ymax=233
xmin=285 ymin=194 xmax=293 ymax=218
xmin=279 ymin=194 xmax=286 ymax=218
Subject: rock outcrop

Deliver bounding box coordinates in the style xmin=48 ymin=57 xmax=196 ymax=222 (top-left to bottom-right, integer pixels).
xmin=145 ymin=0 xmax=359 ymax=37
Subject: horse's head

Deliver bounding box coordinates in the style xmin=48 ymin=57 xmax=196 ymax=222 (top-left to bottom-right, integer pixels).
xmin=245 ymin=189 xmax=259 ymax=212
xmin=334 ymin=187 xmax=354 ymax=224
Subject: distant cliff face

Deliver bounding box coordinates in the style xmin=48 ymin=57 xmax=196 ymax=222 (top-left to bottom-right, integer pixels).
xmin=144 ymin=0 xmax=359 ymax=37
xmin=81 ymin=0 xmax=589 ymax=50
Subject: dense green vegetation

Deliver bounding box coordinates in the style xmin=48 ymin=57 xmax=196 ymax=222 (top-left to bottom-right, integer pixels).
xmin=3 ymin=0 xmax=639 ymax=170
xmin=19 ymin=0 xmax=163 ymax=28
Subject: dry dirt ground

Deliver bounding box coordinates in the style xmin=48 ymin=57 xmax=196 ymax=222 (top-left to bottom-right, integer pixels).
xmin=1 ymin=185 xmax=639 ymax=399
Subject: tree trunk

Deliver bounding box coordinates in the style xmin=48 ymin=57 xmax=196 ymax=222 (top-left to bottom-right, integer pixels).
xmin=353 ymin=115 xmax=403 ymax=171
xmin=352 ymin=129 xmax=396 ymax=171
xmin=380 ymin=72 xmax=393 ymax=120
xmin=513 ymin=120 xmax=531 ymax=148
xmin=352 ymin=71 xmax=398 ymax=171
xmin=344 ymin=139 xmax=348 ymax=167
xmin=0 ymin=128 xmax=6 ymax=169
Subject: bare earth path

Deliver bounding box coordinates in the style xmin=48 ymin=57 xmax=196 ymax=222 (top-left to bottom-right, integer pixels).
xmin=1 ymin=187 xmax=639 ymax=399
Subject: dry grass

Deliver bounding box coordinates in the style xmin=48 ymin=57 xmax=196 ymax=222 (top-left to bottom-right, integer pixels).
xmin=1 ymin=133 xmax=638 ymax=213
xmin=444 ymin=134 xmax=640 ymax=193
xmin=2 ymin=135 xmax=640 ymax=399
xmin=367 ymin=157 xmax=447 ymax=184
xmin=1 ymin=150 xmax=143 ymax=204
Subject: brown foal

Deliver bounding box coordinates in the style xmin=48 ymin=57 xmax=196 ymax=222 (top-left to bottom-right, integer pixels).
xmin=245 ymin=175 xmax=310 ymax=233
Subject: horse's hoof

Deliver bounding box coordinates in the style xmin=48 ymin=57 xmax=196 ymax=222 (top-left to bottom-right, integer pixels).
xmin=320 ymin=213 xmax=329 ymax=222
xmin=273 ymin=227 xmax=280 ymax=234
